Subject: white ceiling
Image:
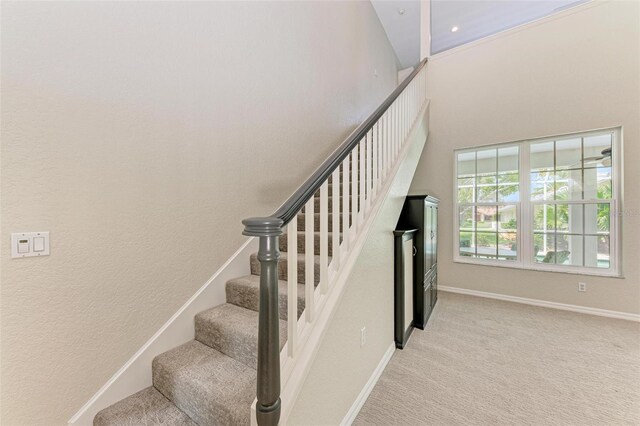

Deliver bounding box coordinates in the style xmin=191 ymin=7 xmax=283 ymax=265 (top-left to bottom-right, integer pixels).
xmin=431 ymin=0 xmax=587 ymax=54
xmin=371 ymin=0 xmax=421 ymax=69
xmin=371 ymin=0 xmax=587 ymax=67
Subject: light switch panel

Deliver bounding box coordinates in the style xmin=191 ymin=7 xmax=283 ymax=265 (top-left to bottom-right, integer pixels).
xmin=11 ymin=232 xmax=50 ymax=258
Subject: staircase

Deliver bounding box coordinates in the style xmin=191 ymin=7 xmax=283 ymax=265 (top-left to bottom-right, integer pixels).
xmin=93 ymin=58 xmax=428 ymax=426
xmin=94 ymin=203 xmax=328 ymax=426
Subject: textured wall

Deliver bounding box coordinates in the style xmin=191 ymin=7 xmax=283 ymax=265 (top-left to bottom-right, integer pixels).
xmin=410 ymin=0 xmax=640 ymax=314
xmin=0 ymin=2 xmax=398 ymax=424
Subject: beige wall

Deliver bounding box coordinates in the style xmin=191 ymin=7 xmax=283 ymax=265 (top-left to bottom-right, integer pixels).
xmin=0 ymin=2 xmax=398 ymax=424
xmin=410 ymin=0 xmax=640 ymax=314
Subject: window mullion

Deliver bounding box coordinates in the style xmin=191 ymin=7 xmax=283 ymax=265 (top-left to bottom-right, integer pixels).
xmin=521 ymin=142 xmax=531 ymax=268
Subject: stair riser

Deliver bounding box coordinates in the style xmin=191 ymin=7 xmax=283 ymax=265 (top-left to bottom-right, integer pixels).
xmin=152 ymin=343 xmax=255 ymax=426
xmin=194 ymin=309 xmax=259 ymax=370
xmin=280 ymin=232 xmax=339 ymax=256
xmin=314 ymin=181 xmax=363 ymax=197
xmin=250 ymin=253 xmax=322 ymax=284
xmin=311 ymin=195 xmax=368 ymax=211
xmin=194 ymin=305 xmax=288 ymax=371
xmin=297 ymin=213 xmax=353 ymax=232
xmin=225 ymin=279 xmax=305 ymax=321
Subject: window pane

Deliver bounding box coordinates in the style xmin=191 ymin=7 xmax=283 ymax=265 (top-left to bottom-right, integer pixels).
xmin=498 ymin=146 xmax=519 ymax=173
xmin=457 ymin=152 xmax=476 ymax=177
xmin=554 ymin=169 xmax=582 ymax=201
xmin=458 ymin=177 xmax=475 ymax=203
xmin=476 ymin=232 xmax=497 ymax=259
xmin=556 ymin=204 xmax=583 ymax=234
xmin=583 ymin=134 xmax=612 ymax=168
xmin=477 ymin=175 xmax=497 ymax=203
xmin=585 ymin=235 xmax=610 ymax=269
xmin=530 ymin=141 xmax=554 ymax=171
xmin=477 ymin=148 xmax=497 ymax=175
xmin=555 ymin=138 xmax=582 ymax=170
xmin=459 ymin=206 xmax=475 ymax=230
xmin=498 ymin=233 xmax=517 ymax=261
xmin=459 ymin=232 xmax=475 ymax=257
xmin=533 ymin=204 xmax=555 ymax=232
xmin=530 ymin=171 xmax=554 ymax=200
xmin=476 ymin=205 xmax=497 ymax=230
xmin=556 ymin=234 xmax=584 ymax=266
xmin=585 ymin=203 xmax=610 ymax=234
xmin=534 ymin=233 xmax=555 ymax=263
xmin=584 ymin=167 xmax=612 ymax=200
xmin=498 ymin=205 xmax=517 ymax=231
xmin=498 ymin=172 xmax=519 ymax=202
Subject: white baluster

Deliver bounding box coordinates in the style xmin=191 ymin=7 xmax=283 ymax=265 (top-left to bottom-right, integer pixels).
xmin=365 ymin=131 xmax=372 ymax=212
xmin=287 ymin=219 xmax=297 ymax=357
xmin=342 ymin=157 xmax=350 ymax=252
xmin=331 ymin=168 xmax=340 ymax=272
xmin=319 ymin=181 xmax=328 ymax=295
xmin=304 ymin=198 xmax=314 ymax=323
xmin=373 ymin=122 xmax=378 ymax=198
xmin=395 ymin=102 xmax=399 ymax=158
xmin=351 ymin=148 xmax=358 ymax=237
xmin=380 ymin=112 xmax=387 ymax=180
xmin=386 ymin=110 xmax=391 ymax=175
xmin=359 ymin=138 xmax=365 ymax=223
xmin=404 ymin=91 xmax=408 ymax=140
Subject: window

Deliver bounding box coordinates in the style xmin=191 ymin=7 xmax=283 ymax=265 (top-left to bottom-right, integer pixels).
xmin=454 ymin=128 xmax=621 ymax=276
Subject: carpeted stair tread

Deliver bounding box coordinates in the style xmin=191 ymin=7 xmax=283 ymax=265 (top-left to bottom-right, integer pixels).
xmin=250 ymin=252 xmax=328 ymax=284
xmin=195 ymin=303 xmax=287 ymax=370
xmin=93 ymin=387 xmax=196 ymax=426
xmin=153 ymin=340 xmax=255 ymax=426
xmin=225 ymin=274 xmax=304 ymax=321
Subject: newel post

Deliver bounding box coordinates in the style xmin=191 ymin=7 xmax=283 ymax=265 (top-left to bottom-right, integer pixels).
xmin=242 ymin=216 xmax=284 ymax=426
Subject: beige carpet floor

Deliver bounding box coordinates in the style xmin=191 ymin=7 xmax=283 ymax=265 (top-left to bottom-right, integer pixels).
xmin=354 ymin=292 xmax=640 ymax=426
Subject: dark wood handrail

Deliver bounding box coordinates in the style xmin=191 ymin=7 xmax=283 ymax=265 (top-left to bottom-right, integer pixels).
xmin=243 ymin=57 xmax=428 ymax=233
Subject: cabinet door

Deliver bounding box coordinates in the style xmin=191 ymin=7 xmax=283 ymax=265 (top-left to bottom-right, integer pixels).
xmin=423 ymin=278 xmax=432 ymax=324
xmin=424 ymin=205 xmax=435 ymax=273
xmin=432 ymin=206 xmax=438 ymax=267
xmin=431 ymin=273 xmax=438 ymax=308
xmin=403 ymin=239 xmax=414 ymax=333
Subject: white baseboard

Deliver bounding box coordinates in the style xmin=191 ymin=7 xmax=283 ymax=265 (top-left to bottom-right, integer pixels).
xmin=68 ymin=237 xmax=258 ymax=425
xmin=439 ymin=286 xmax=640 ymax=322
xmin=341 ymin=342 xmax=396 ymax=426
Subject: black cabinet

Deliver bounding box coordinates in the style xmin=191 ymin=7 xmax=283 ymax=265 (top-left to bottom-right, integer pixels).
xmin=397 ymin=195 xmax=439 ymax=329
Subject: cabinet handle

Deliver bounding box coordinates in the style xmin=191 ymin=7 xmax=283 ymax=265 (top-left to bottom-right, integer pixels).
xmin=413 ymin=246 xmax=417 ymax=256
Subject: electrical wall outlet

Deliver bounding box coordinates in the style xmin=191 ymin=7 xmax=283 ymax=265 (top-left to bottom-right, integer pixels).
xmin=360 ymin=326 xmax=367 ymax=347
xmin=578 ymin=282 xmax=587 ymax=292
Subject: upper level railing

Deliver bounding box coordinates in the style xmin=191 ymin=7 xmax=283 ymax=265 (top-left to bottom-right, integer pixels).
xmin=242 ymin=57 xmax=428 ymax=426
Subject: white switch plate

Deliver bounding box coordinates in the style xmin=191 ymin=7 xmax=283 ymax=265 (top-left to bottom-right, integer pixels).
xmin=578 ymin=282 xmax=587 ymax=292
xmin=11 ymin=232 xmax=50 ymax=258
xmin=360 ymin=326 xmax=366 ymax=347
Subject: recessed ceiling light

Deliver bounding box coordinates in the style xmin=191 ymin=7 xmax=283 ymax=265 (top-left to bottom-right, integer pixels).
xmin=398 ymin=9 xmax=405 ymax=15
xmin=451 ymin=26 xmax=459 ymax=33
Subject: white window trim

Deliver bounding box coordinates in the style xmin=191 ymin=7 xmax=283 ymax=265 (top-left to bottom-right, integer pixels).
xmin=452 ymin=127 xmax=623 ymax=278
